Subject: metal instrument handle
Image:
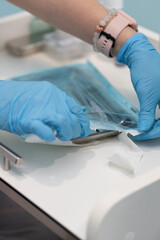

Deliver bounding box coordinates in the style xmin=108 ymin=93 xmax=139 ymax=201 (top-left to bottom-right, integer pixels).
xmin=72 ymin=131 xmax=120 ymax=144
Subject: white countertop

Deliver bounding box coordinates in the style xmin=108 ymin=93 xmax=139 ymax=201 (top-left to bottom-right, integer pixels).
xmin=1 ymin=13 xmax=160 ymax=240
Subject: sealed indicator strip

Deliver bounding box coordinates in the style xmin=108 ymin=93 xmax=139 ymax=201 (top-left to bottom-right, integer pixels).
xmin=10 ymin=61 xmax=139 ymax=134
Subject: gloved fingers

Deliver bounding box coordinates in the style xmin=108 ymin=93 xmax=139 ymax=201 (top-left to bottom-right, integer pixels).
xmin=28 ymin=120 xmax=56 ymax=142
xmin=44 ymin=114 xmax=73 ymax=141
xmin=68 ymin=113 xmax=83 ymax=139
xmin=77 ymin=114 xmax=90 ymax=138
xmin=66 ymin=96 xmax=86 ymax=114
xmin=66 ymin=96 xmax=90 ymax=137
xmin=138 ymin=110 xmax=155 ymax=132
xmin=138 ymin=102 xmax=156 ymax=132
xmin=49 ymin=113 xmax=83 ymax=140
xmin=131 ymin=119 xmax=160 ymax=140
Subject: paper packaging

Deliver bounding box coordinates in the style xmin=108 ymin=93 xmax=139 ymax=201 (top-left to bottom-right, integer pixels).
xmin=108 ymin=132 xmax=143 ymax=173
xmin=10 ymin=61 xmax=139 ymax=136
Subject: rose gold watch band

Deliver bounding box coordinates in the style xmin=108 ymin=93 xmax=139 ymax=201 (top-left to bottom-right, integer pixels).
xmin=97 ymin=12 xmax=137 ymax=57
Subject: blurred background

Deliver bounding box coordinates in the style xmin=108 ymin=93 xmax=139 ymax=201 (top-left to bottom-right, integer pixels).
xmin=0 ymin=0 xmax=160 ymax=32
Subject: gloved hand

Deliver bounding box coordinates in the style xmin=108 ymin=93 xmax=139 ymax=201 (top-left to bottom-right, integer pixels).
xmin=117 ymin=33 xmax=160 ymax=138
xmin=131 ymin=119 xmax=160 ymax=140
xmin=0 ymin=80 xmax=90 ymax=142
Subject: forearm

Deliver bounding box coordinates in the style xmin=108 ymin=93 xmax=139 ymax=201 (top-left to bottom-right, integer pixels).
xmin=7 ymin=0 xmax=136 ymax=54
xmin=8 ymin=0 xmax=106 ymax=44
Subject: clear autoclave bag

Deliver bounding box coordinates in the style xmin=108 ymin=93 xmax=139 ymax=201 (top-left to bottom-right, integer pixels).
xmin=10 ymin=61 xmax=139 ymax=134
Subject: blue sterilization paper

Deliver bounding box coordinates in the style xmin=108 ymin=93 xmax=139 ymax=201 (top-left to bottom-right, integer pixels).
xmin=9 ymin=61 xmax=139 ymax=132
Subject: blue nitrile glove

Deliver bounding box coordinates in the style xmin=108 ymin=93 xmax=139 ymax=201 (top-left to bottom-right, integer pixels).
xmin=117 ymin=33 xmax=160 ymax=137
xmin=0 ymin=80 xmax=90 ymax=142
xmin=131 ymin=119 xmax=160 ymax=140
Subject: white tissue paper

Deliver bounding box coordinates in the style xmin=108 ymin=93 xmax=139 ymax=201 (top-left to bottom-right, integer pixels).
xmin=108 ymin=132 xmax=143 ymax=173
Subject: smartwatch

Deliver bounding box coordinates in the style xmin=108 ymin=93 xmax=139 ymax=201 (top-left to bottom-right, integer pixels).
xmin=97 ymin=11 xmax=138 ymax=57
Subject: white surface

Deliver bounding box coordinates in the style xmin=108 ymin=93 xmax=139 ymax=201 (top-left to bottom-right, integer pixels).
xmin=1 ymin=13 xmax=160 ymax=240
xmin=99 ymin=0 xmax=123 ymax=10
xmin=108 ymin=132 xmax=143 ymax=173
xmin=87 ymin=168 xmax=160 ymax=240
xmin=0 ymin=12 xmax=31 ymax=49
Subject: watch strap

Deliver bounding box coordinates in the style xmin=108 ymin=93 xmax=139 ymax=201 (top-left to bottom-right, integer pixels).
xmin=96 ymin=11 xmax=138 ymax=57
xmin=97 ymin=14 xmax=130 ymax=57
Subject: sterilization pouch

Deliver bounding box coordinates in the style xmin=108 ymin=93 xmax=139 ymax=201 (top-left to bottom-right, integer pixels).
xmin=9 ymin=61 xmax=139 ymax=145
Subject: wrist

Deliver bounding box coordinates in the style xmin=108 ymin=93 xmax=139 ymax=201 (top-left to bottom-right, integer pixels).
xmin=111 ymin=26 xmax=136 ymax=56
xmin=94 ymin=10 xmax=138 ymax=57
xmin=117 ymin=33 xmax=153 ymax=65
